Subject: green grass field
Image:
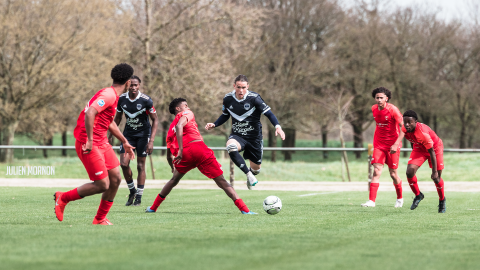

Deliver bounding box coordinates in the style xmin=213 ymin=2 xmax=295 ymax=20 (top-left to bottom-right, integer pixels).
xmin=2 ymin=152 xmax=480 ymax=182
xmin=1 ymin=188 xmax=480 ymax=270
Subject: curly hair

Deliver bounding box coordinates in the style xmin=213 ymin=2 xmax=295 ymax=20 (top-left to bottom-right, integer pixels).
xmin=111 ymin=63 xmax=134 ymax=84
xmin=403 ymin=110 xmax=418 ymax=120
xmin=234 ymin=74 xmax=248 ymax=84
xmin=131 ymin=75 xmax=141 ymax=83
xmin=371 ymin=87 xmax=392 ymax=100
xmin=169 ymin=98 xmax=187 ymax=115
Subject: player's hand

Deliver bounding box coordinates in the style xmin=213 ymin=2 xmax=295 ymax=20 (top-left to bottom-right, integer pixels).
xmin=123 ymin=141 xmax=136 ymax=160
xmin=390 ymin=143 xmax=399 ymax=154
xmin=82 ymin=140 xmax=93 ymax=154
xmin=276 ymin=127 xmax=286 ymax=140
xmin=173 ymin=151 xmax=183 ymax=164
xmin=431 ymin=171 xmax=439 ymax=182
xmin=146 ymin=141 xmax=154 ymax=155
xmin=205 ymin=123 xmax=215 ymax=130
xmin=108 ymin=135 xmax=114 ymax=146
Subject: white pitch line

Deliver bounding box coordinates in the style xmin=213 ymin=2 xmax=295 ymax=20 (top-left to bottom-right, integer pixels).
xmin=298 ymin=191 xmax=343 ymax=197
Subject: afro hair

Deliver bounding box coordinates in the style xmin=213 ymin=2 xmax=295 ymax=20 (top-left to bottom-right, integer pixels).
xmin=169 ymin=97 xmax=187 ymax=115
xmin=403 ymin=110 xmax=418 ymax=120
xmin=131 ymin=75 xmax=141 ymax=83
xmin=372 ymin=87 xmax=392 ymax=100
xmin=111 ymin=63 xmax=134 ymax=85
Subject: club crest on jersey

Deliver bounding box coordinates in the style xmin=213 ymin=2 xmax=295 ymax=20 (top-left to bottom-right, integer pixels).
xmin=385 ymin=116 xmax=388 ymax=120
xmin=244 ymin=103 xmax=251 ymax=110
xmin=137 ymin=104 xmax=142 ymax=110
xmin=97 ymin=99 xmax=105 ymax=107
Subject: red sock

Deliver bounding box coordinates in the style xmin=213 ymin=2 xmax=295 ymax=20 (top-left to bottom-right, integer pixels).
xmin=369 ymin=183 xmax=379 ymax=202
xmin=94 ymin=199 xmax=113 ymax=221
xmin=61 ymin=188 xmax=82 ymax=203
xmin=393 ymin=181 xmax=403 ymax=199
xmin=150 ymin=194 xmax=166 ymax=211
xmin=234 ymin=199 xmax=250 ymax=213
xmin=407 ymin=176 xmax=421 ymax=196
xmin=435 ymin=178 xmax=445 ymax=200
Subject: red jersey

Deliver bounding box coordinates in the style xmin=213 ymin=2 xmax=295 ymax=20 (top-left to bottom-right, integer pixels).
xmin=372 ymin=103 xmax=403 ymax=150
xmin=402 ymin=122 xmax=441 ymax=152
xmin=74 ymin=87 xmax=119 ymax=145
xmin=166 ymin=110 xmax=203 ymax=155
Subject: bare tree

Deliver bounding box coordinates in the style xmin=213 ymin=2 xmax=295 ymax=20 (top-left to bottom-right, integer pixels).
xmin=0 ymin=0 xmax=128 ymax=162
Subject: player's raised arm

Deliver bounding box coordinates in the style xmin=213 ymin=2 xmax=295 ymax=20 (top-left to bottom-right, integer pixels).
xmin=254 ymin=95 xmax=285 ymax=140
xmin=206 ymin=102 xmax=230 ymax=130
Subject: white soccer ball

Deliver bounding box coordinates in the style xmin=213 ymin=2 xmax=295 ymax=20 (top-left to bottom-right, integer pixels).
xmin=263 ymin=196 xmax=282 ymax=215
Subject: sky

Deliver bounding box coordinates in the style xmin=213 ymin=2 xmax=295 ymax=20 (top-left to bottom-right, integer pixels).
xmin=342 ymin=0 xmax=479 ymax=23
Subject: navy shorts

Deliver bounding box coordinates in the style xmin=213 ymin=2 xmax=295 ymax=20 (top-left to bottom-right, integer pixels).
xmin=228 ymin=134 xmax=263 ymax=165
xmin=120 ymin=135 xmax=150 ymax=157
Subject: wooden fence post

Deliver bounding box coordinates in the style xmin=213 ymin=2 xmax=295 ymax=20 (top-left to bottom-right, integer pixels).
xmin=367 ymin=144 xmax=373 ymax=191
xmin=229 ymin=159 xmax=234 ymax=187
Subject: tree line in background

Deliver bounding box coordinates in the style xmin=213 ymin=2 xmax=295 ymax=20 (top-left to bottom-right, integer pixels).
xmin=1 ymin=0 xmax=480 ymax=162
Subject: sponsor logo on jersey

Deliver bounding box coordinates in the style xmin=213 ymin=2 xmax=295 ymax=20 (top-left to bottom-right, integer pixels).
xmin=244 ymin=103 xmax=251 ymax=110
xmin=232 ymin=121 xmax=254 ymax=136
xmin=137 ymin=104 xmax=142 ymax=110
xmin=97 ymin=99 xmax=105 ymax=107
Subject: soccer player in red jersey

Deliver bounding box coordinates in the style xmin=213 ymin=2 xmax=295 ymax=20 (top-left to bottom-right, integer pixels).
xmin=146 ymin=98 xmax=256 ymax=214
xmin=54 ymin=63 xmax=136 ymax=225
xmin=402 ymin=110 xmax=446 ymax=213
xmin=362 ymin=87 xmax=404 ymax=208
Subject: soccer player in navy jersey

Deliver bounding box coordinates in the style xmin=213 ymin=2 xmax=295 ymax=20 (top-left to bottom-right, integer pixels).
xmin=205 ymin=75 xmax=285 ymax=190
xmin=109 ymin=75 xmax=158 ymax=206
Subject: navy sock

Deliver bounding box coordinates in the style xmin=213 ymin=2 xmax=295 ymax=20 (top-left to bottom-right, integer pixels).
xmin=228 ymin=151 xmax=249 ymax=174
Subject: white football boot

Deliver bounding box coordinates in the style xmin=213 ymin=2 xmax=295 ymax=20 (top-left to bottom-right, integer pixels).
xmin=361 ymin=200 xmax=376 ymax=207
xmin=394 ymin=198 xmax=404 ymax=208
xmin=246 ymin=171 xmax=258 ymax=190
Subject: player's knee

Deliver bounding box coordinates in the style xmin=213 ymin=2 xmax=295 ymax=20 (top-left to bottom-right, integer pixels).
xmin=389 ymin=171 xmax=397 ymax=179
xmin=406 ymin=168 xmax=416 ymax=179
xmin=373 ymin=167 xmax=382 ymax=176
xmin=120 ymin=163 xmax=129 ymax=169
xmin=250 ymin=168 xmax=261 ymax=175
xmin=226 ymin=143 xmax=238 ymax=153
xmin=96 ymin=180 xmax=109 ymax=192
xmin=137 ymin=163 xmax=145 ymax=172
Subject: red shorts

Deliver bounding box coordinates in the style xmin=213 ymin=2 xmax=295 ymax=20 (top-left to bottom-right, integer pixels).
xmin=75 ymin=140 xmax=120 ymax=181
xmin=408 ymin=143 xmax=444 ymax=171
xmin=371 ymin=147 xmax=401 ymax=169
xmin=174 ymin=141 xmax=223 ymax=179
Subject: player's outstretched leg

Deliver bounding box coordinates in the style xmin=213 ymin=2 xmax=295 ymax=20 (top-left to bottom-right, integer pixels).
xmin=226 ymin=140 xmax=257 ymax=190
xmin=146 ymin=170 xmax=185 ymax=213
xmin=120 ymin=154 xmax=136 ymax=206
xmin=212 ymin=175 xmax=256 ymax=214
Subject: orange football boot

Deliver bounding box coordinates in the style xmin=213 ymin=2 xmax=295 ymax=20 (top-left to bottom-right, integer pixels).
xmin=54 ymin=192 xmax=67 ymax=222
xmin=92 ymin=218 xmax=113 ymax=225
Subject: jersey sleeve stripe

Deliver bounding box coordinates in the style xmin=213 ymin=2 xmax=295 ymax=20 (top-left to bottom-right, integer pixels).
xmin=262 ymin=107 xmax=271 ymax=114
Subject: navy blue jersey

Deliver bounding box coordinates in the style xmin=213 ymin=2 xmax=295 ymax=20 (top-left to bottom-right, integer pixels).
xmin=222 ymin=90 xmax=271 ymax=140
xmin=117 ymin=92 xmax=156 ymax=138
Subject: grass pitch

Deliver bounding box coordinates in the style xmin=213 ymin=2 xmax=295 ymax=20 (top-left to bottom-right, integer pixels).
xmin=1 ymin=187 xmax=480 ymax=270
